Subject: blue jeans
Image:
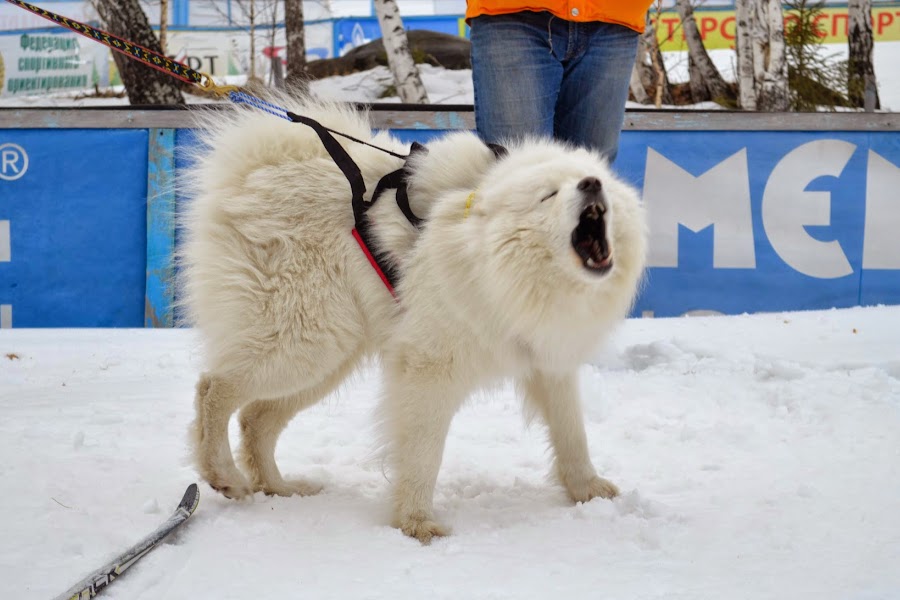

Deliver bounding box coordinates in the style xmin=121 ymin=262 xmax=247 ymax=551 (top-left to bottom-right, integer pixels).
xmin=470 ymin=11 xmax=639 ymax=162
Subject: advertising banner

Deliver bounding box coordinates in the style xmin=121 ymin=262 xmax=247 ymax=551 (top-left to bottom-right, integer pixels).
xmin=0 ymin=125 xmax=898 ymax=327
xmin=655 ymin=4 xmax=900 ymax=51
xmin=0 ymin=32 xmax=109 ymax=97
xmin=0 ymin=129 xmax=149 ymax=327
xmin=615 ymin=130 xmax=900 ymax=317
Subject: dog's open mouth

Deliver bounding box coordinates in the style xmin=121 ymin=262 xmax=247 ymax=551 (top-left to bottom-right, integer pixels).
xmin=571 ymin=202 xmax=613 ymax=274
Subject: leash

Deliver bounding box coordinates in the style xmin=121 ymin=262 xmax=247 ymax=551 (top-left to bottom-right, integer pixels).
xmin=4 ymin=0 xmax=408 ymax=159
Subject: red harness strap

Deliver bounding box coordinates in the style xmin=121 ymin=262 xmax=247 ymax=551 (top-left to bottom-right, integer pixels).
xmin=351 ymin=228 xmax=396 ymax=299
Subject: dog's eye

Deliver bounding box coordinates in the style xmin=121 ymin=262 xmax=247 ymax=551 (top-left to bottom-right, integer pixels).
xmin=540 ymin=190 xmax=558 ymax=203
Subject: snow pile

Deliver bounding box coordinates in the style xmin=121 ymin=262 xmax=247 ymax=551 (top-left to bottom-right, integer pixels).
xmin=2 ymin=306 xmax=899 ymax=599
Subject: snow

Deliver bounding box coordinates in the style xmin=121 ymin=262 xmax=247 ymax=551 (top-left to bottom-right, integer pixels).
xmin=2 ymin=306 xmax=899 ymax=599
xmin=661 ymin=41 xmax=900 ymax=112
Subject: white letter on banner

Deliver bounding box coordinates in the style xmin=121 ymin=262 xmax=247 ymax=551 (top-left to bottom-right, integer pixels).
xmin=0 ymin=220 xmax=10 ymax=262
xmin=0 ymin=305 xmax=10 ymax=329
xmin=862 ymin=151 xmax=900 ymax=269
xmin=762 ymin=140 xmax=855 ymax=279
xmin=643 ymin=148 xmax=755 ymax=268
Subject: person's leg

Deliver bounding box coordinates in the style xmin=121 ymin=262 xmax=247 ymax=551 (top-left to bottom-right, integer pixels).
xmin=554 ymin=22 xmax=639 ymax=161
xmin=470 ymin=11 xmax=565 ymax=145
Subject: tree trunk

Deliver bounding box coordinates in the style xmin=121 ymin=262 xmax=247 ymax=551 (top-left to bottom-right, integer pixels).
xmin=630 ymin=62 xmax=651 ymax=104
xmin=756 ymin=0 xmax=790 ymax=111
xmin=93 ymin=0 xmax=184 ymax=104
xmin=675 ymin=0 xmax=730 ymax=103
xmin=687 ymin=55 xmax=707 ymax=102
xmin=848 ymin=0 xmax=880 ymax=109
xmin=284 ymin=0 xmax=310 ymax=91
xmin=249 ymin=0 xmax=257 ymax=82
xmin=735 ymin=0 xmax=757 ymax=109
xmin=372 ymin=0 xmax=428 ymax=103
xmin=628 ymin=18 xmax=650 ymax=104
xmin=638 ymin=13 xmax=673 ymax=107
xmin=738 ymin=0 xmax=790 ymax=111
xmin=159 ymin=0 xmax=168 ymax=54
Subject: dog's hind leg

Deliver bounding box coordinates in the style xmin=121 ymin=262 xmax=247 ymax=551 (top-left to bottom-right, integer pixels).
xmin=237 ymin=349 xmax=363 ymax=497
xmin=191 ymin=374 xmax=254 ymax=499
xmin=520 ymin=370 xmax=620 ymax=502
xmin=237 ymin=395 xmax=323 ymax=497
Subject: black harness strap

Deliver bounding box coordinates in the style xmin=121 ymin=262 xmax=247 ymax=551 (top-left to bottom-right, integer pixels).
xmin=287 ymin=111 xmax=369 ymax=225
xmin=370 ymin=141 xmax=428 ymax=230
xmin=286 ymin=111 xmax=429 ymax=297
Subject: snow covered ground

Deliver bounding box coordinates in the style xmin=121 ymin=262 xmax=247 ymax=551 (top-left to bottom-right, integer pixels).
xmin=2 ymin=306 xmax=899 ymax=599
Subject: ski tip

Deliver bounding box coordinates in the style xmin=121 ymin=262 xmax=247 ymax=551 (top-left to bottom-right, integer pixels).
xmin=178 ymin=483 xmax=200 ymax=515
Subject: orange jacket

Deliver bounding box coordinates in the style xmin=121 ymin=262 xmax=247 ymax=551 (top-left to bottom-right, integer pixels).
xmin=466 ymin=0 xmax=653 ymax=33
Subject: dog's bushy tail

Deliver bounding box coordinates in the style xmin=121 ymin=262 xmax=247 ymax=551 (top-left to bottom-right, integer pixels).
xmin=183 ymin=91 xmax=376 ymax=200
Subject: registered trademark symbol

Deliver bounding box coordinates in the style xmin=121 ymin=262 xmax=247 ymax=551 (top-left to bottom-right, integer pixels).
xmin=0 ymin=143 xmax=29 ymax=181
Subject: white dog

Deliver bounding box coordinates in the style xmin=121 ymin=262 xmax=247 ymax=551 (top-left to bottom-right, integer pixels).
xmin=180 ymin=95 xmax=647 ymax=543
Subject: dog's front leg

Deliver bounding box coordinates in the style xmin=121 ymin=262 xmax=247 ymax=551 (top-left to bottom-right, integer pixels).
xmin=520 ymin=370 xmax=620 ymax=503
xmin=384 ymin=362 xmax=465 ymax=544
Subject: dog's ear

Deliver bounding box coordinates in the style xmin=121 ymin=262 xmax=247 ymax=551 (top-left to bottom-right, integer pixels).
xmin=409 ymin=141 xmax=429 ymax=156
xmin=487 ymin=143 xmax=508 ymax=160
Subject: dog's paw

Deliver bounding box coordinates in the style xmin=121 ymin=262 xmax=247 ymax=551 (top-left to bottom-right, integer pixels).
xmin=568 ymin=475 xmax=620 ymax=503
xmin=208 ymin=476 xmax=254 ymax=500
xmin=261 ymin=479 xmax=323 ymax=498
xmin=396 ymin=512 xmax=450 ymax=545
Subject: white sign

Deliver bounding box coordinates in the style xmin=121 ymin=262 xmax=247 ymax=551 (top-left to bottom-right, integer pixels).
xmin=0 ymin=33 xmax=107 ymax=97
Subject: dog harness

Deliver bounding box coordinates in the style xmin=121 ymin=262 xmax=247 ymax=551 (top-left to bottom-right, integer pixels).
xmin=293 ymin=110 xmax=508 ymax=300
xmin=289 ymin=111 xmax=426 ymax=298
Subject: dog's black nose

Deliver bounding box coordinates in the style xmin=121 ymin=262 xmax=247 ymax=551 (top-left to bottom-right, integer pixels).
xmin=577 ymin=177 xmax=602 ymax=193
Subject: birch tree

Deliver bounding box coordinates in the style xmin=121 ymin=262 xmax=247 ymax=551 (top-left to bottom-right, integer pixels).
xmin=629 ymin=62 xmax=651 ymax=104
xmin=847 ymin=0 xmax=880 ymax=110
xmin=372 ymin=0 xmax=428 ymax=103
xmin=284 ymin=0 xmax=310 ymax=91
xmin=159 ymin=0 xmax=169 ymax=54
xmin=757 ymin=0 xmax=790 ymax=110
xmin=93 ymin=0 xmax=184 ymax=104
xmin=675 ymin=0 xmax=730 ymax=103
xmin=735 ymin=0 xmax=757 ymax=109
xmin=248 ymin=0 xmax=258 ymax=82
xmin=735 ymin=0 xmax=789 ymax=111
xmin=633 ymin=10 xmax=672 ymax=107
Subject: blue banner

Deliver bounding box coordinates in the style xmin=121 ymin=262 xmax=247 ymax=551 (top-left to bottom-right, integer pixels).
xmin=0 ymin=129 xmax=148 ymax=327
xmin=332 ymin=16 xmax=464 ymax=56
xmin=1 ymin=124 xmax=898 ymax=327
xmin=615 ymin=130 xmax=900 ymax=317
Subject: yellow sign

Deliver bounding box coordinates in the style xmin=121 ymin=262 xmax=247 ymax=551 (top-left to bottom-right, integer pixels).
xmin=654 ymin=5 xmax=900 ymax=51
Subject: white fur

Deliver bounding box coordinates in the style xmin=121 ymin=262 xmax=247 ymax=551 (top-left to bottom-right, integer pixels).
xmin=180 ymin=94 xmax=647 ymax=543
